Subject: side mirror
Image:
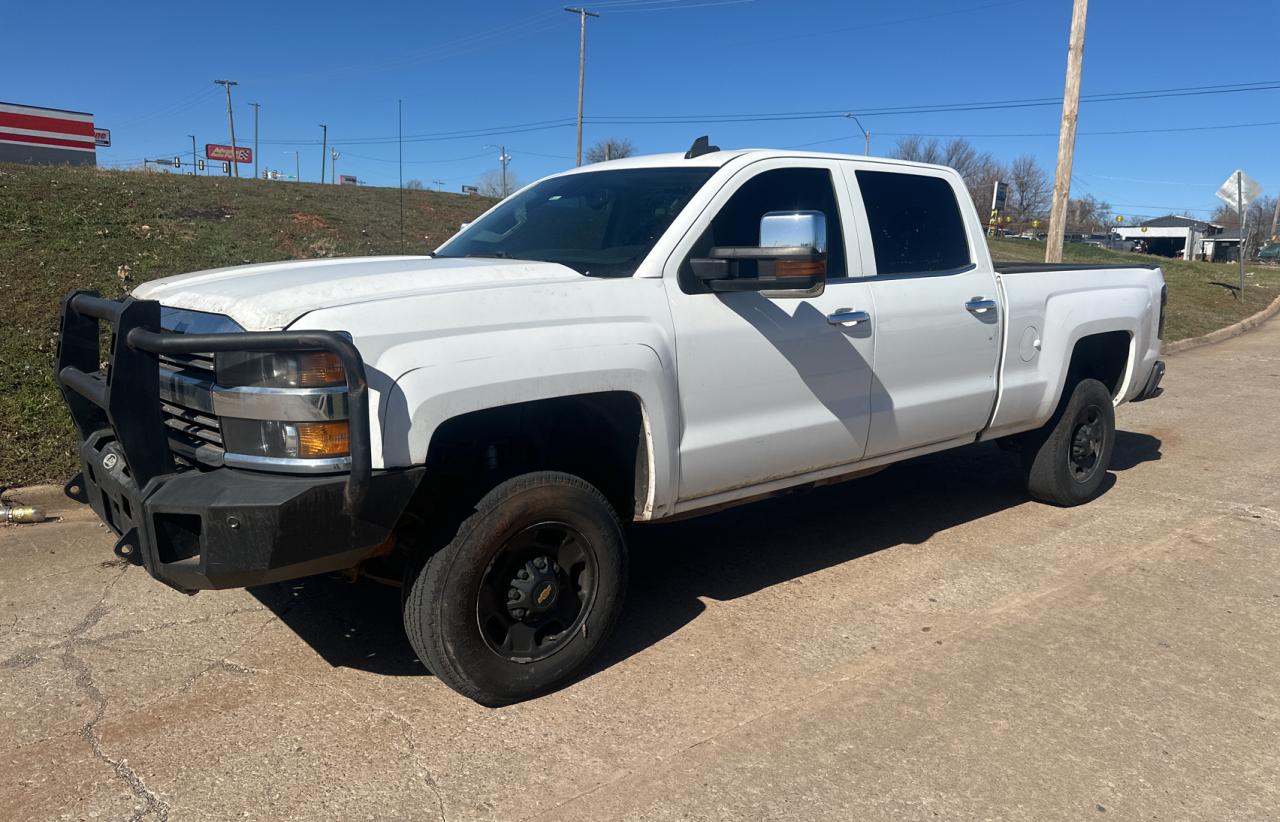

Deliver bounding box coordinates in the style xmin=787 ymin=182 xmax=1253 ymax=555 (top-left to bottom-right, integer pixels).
xmin=690 ymin=210 xmax=827 ymax=294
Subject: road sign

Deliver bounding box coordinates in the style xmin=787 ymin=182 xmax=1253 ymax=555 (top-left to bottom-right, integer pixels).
xmin=205 ymin=143 xmax=252 ymax=163
xmin=1216 ymin=169 xmax=1262 ymax=212
xmin=991 ymin=181 xmax=1008 ymax=212
xmin=93 ymin=128 xmax=111 ymax=147
xmin=197 ymin=159 xmax=205 ymax=171
xmin=173 ymin=156 xmax=181 ymax=168
xmin=221 ymin=162 xmax=230 ymax=174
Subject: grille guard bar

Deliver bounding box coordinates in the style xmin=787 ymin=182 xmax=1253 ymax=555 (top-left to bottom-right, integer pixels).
xmin=56 ymin=290 xmax=372 ymax=512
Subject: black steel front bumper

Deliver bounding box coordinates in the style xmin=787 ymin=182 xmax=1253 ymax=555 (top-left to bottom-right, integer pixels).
xmin=56 ymin=290 xmax=423 ymax=592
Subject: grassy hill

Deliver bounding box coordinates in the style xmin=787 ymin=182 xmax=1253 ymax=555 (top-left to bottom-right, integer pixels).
xmin=2 ymin=163 xmax=1277 ymax=487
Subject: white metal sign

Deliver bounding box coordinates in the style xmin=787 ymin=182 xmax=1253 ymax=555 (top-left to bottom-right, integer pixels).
xmin=1216 ymin=170 xmax=1263 ymax=212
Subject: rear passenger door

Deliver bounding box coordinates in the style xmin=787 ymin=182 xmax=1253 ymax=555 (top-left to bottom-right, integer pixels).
xmin=840 ymin=165 xmax=1001 ymax=459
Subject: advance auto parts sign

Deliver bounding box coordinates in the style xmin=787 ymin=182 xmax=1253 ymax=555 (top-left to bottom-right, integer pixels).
xmin=205 ymin=143 xmax=251 ymax=163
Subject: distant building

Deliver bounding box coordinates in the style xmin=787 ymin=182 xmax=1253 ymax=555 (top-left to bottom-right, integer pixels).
xmin=1112 ymin=215 xmax=1221 ymax=261
xmin=1200 ymin=229 xmax=1243 ymax=263
xmin=0 ymin=102 xmax=97 ymax=166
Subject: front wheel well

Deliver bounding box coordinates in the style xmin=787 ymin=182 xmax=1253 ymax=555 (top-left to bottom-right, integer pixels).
xmin=1067 ymin=330 xmax=1131 ymax=398
xmin=419 ymin=392 xmax=648 ymax=521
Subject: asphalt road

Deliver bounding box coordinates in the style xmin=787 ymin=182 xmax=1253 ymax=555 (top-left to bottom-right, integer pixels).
xmin=3 ymin=319 xmax=1278 ymax=821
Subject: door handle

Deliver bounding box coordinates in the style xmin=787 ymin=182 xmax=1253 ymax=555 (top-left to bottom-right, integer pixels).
xmin=965 ymin=298 xmax=998 ymax=314
xmin=827 ymin=309 xmax=870 ymax=326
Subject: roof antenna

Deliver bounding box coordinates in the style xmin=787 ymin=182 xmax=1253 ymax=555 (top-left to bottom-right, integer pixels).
xmin=684 ymin=135 xmax=720 ymax=159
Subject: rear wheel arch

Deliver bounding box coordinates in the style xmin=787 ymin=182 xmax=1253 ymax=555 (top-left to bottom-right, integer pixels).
xmin=1065 ymin=329 xmax=1133 ymax=399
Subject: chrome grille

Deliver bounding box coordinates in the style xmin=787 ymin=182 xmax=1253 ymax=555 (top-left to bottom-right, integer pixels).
xmin=158 ymin=352 xmax=224 ymax=467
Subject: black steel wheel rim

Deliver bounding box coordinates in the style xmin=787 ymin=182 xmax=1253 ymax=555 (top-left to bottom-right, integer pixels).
xmin=1068 ymin=404 xmax=1105 ymax=482
xmin=476 ymin=521 xmax=599 ymax=663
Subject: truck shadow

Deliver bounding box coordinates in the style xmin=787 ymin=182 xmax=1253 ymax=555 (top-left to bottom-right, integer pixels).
xmin=248 ymin=431 xmax=1162 ymax=682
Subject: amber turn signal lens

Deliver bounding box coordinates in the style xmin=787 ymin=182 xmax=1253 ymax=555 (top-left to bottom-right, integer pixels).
xmin=295 ymin=421 xmax=350 ymax=458
xmin=296 ymin=352 xmax=346 ymax=387
xmin=775 ymin=260 xmax=825 ymax=279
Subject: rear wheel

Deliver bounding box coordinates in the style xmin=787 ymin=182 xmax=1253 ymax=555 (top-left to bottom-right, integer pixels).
xmin=402 ymin=471 xmax=627 ymax=706
xmin=1024 ymin=378 xmax=1116 ymax=507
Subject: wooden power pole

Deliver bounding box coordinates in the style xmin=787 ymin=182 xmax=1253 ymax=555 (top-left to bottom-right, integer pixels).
xmin=565 ymin=6 xmax=599 ymax=167
xmin=214 ymin=80 xmax=239 ymax=178
xmin=1045 ymin=0 xmax=1088 ymax=263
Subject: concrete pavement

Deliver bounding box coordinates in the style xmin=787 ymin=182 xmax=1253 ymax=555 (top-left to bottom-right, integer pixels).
xmin=2 ymin=318 xmax=1278 ymax=821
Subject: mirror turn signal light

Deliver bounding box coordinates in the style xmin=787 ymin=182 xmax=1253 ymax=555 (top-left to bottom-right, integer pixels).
xmin=775 ymin=259 xmax=826 ymax=279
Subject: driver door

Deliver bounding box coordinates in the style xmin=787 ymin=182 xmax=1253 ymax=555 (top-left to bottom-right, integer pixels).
xmin=663 ymin=159 xmax=877 ymax=506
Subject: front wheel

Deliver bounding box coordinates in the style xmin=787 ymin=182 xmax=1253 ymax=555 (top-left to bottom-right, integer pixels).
xmin=1024 ymin=378 xmax=1116 ymax=507
xmin=402 ymin=471 xmax=628 ymax=706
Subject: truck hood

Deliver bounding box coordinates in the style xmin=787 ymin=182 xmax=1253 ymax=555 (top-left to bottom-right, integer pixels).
xmin=132 ymin=255 xmax=585 ymax=330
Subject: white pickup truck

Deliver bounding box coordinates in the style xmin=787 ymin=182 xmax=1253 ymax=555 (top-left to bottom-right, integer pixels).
xmin=56 ymin=140 xmax=1166 ymax=705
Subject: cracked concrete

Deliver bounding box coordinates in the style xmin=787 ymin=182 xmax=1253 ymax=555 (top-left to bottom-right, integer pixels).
xmin=3 ymin=315 xmax=1280 ymax=820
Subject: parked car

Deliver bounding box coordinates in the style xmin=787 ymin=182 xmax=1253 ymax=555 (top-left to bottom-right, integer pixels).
xmin=55 ymin=143 xmax=1167 ymax=705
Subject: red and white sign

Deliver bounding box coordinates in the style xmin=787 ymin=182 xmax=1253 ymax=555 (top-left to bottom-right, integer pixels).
xmin=205 ymin=143 xmax=251 ymax=163
xmin=94 ymin=128 xmax=111 ymax=147
xmin=0 ymin=102 xmax=96 ymax=154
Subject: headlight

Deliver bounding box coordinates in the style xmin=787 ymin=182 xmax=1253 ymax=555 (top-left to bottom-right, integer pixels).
xmin=216 ymin=351 xmax=346 ymax=388
xmin=214 ymin=350 xmax=351 ymax=466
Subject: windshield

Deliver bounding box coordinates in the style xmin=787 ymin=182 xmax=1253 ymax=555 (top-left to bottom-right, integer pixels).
xmin=436 ymin=167 xmax=716 ymax=277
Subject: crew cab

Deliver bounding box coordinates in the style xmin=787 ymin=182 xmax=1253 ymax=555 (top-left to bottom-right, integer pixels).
xmin=55 ymin=140 xmax=1166 ymax=705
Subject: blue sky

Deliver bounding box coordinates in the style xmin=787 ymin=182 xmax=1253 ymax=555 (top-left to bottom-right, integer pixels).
xmin=6 ymin=0 xmax=1278 ymax=219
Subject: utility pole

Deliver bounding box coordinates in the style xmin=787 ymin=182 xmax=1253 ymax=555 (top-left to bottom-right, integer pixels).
xmin=249 ymin=102 xmax=260 ymax=179
xmin=398 ymin=99 xmax=404 ymax=252
xmin=214 ymin=79 xmax=239 ymax=178
xmin=846 ymin=113 xmax=870 ymax=156
xmin=564 ymin=6 xmax=599 ymax=167
xmin=331 ymin=149 xmax=340 ymax=184
xmin=485 ymin=144 xmax=513 ymax=197
xmin=188 ymin=134 xmax=197 ymax=176
xmin=1271 ymin=194 xmax=1279 ymax=241
xmin=1044 ymin=0 xmax=1088 ymax=263
xmin=286 ymin=151 xmax=299 ymax=182
xmin=319 ymin=124 xmax=328 ymax=184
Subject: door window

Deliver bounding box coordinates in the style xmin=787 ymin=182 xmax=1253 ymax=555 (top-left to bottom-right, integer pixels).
xmin=682 ymin=167 xmax=846 ymax=291
xmin=855 ymin=170 xmax=970 ymax=275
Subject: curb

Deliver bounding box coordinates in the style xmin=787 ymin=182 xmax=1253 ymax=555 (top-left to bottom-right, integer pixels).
xmin=1165 ymin=293 xmax=1280 ymax=355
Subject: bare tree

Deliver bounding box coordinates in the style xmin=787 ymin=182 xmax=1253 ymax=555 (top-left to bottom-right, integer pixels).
xmin=586 ymin=137 xmax=635 ymax=163
xmin=1006 ymin=155 xmax=1051 ymax=225
xmin=1065 ymin=195 xmax=1112 ymax=234
xmin=477 ymin=169 xmax=521 ymax=198
xmin=404 ymin=179 xmax=425 ymax=190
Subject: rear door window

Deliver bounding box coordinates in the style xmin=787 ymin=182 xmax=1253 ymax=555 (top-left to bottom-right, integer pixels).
xmin=855 ymin=170 xmax=970 ymax=275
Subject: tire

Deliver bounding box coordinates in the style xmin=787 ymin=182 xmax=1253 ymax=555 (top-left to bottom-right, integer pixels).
xmin=402 ymin=471 xmax=628 ymax=706
xmin=1024 ymin=378 xmax=1116 ymax=507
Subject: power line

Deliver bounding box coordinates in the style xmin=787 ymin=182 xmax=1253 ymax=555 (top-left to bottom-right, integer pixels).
xmin=785 ymin=119 xmax=1280 ymax=149
xmin=249 ymin=81 xmax=1280 ymax=148
xmin=588 ymin=81 xmax=1280 ymax=124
